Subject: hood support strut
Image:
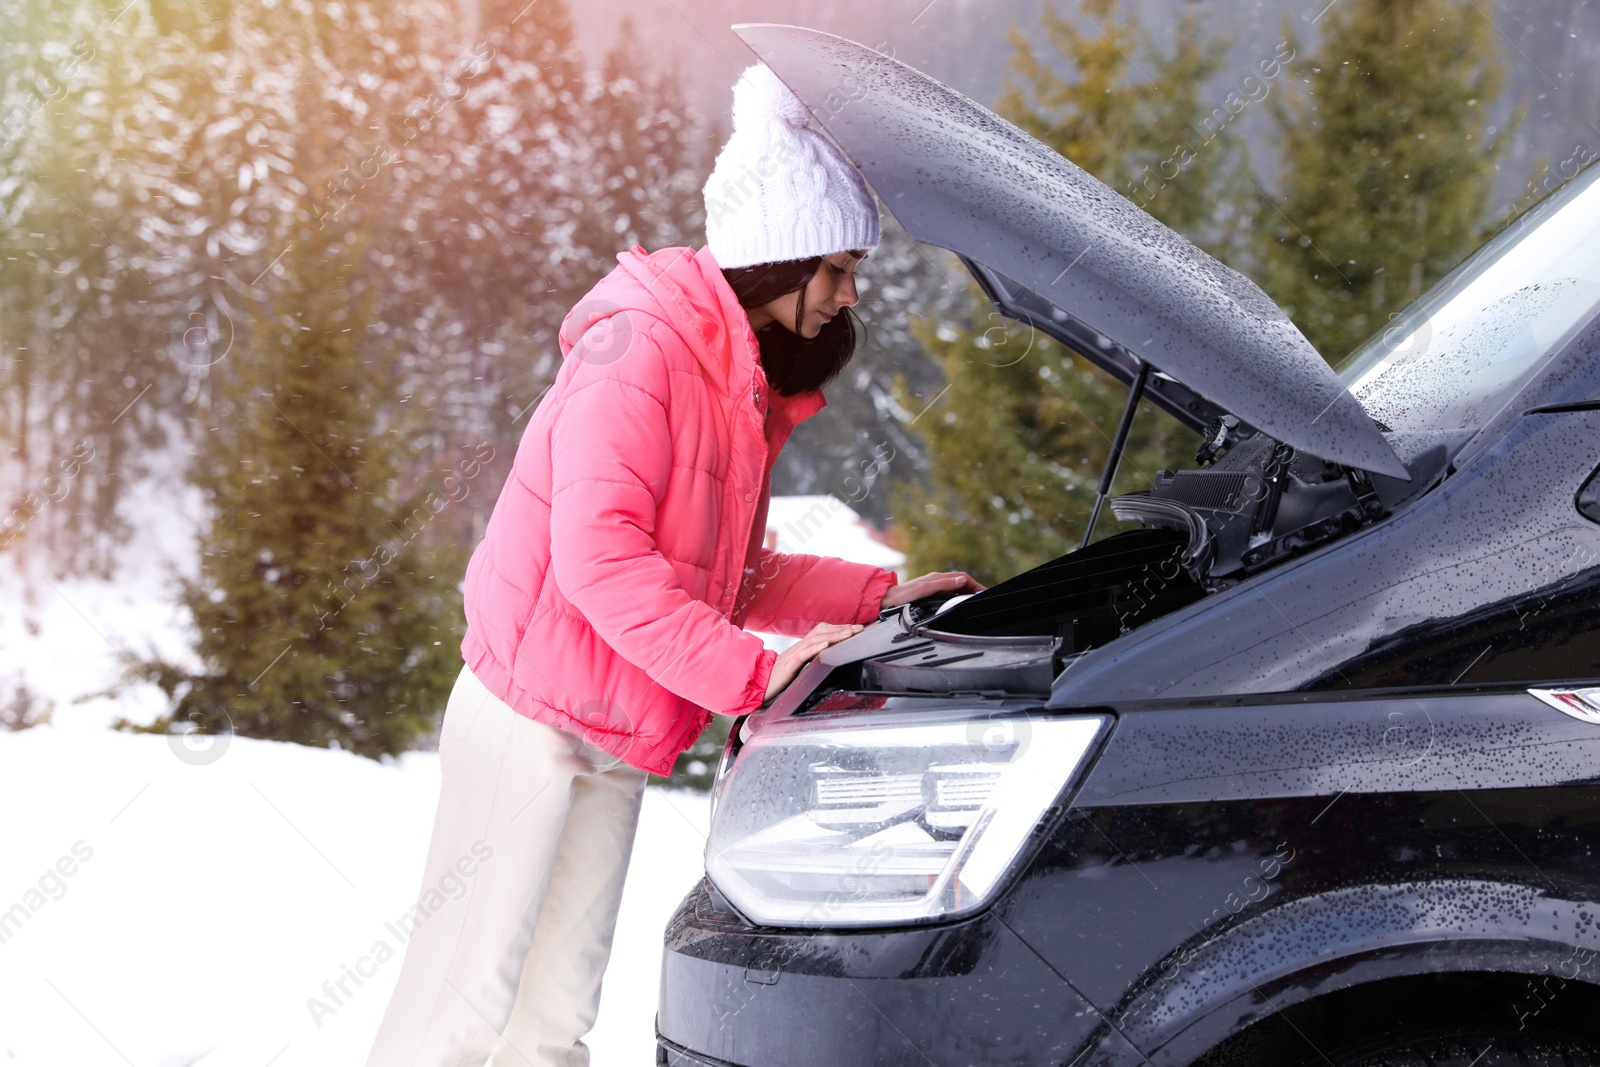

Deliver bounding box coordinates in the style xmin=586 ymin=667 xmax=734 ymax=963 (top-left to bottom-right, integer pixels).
xmin=1082 ymin=359 xmax=1151 ymax=548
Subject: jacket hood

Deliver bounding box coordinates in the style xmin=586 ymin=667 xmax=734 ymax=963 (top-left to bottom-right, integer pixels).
xmin=559 ymin=246 xmax=826 ymax=428
xmin=557 ymin=246 xmax=727 ymax=386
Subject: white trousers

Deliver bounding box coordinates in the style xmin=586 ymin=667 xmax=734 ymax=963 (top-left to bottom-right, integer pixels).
xmin=365 ymin=663 xmax=649 ymax=1067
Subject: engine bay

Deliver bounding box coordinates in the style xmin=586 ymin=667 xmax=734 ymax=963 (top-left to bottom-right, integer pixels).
xmin=1110 ymin=428 xmax=1452 ymax=587
xmin=794 ymin=429 xmax=1458 ymax=704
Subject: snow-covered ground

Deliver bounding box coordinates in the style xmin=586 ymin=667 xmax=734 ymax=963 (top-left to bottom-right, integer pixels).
xmin=0 ymin=480 xmax=901 ymax=1065
xmin=0 ymin=446 xmax=206 ymax=738
xmin=0 ymin=726 xmax=709 ymax=1066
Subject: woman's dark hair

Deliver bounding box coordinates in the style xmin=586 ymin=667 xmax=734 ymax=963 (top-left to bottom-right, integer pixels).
xmin=721 ymin=255 xmax=864 ymax=396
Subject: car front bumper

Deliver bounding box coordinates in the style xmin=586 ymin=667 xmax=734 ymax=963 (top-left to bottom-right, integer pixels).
xmin=656 ymin=878 xmax=1143 ymax=1067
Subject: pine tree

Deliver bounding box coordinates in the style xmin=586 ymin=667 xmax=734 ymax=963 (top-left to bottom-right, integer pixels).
xmin=1253 ymin=0 xmax=1513 ymax=362
xmin=893 ymin=0 xmax=1223 ymax=581
xmin=144 ymin=199 xmax=464 ymax=757
xmin=1000 ymin=0 xmax=1237 ymax=242
xmin=133 ymin=3 xmax=466 ymax=757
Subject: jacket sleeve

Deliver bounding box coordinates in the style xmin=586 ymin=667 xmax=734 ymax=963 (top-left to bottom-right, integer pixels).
xmin=741 ymin=548 xmax=899 ymax=636
xmin=547 ymin=327 xmax=774 ymax=716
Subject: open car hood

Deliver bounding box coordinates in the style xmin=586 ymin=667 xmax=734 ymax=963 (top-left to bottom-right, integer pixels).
xmin=733 ymin=24 xmax=1408 ymax=479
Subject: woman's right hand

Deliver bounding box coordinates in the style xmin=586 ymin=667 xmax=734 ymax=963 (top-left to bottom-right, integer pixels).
xmin=764 ymin=622 xmax=864 ymax=703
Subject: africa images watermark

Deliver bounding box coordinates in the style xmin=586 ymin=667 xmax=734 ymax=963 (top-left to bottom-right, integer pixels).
xmin=1511 ymin=939 xmax=1599 ymax=1031
xmin=314 ymin=443 xmax=496 ymax=631
xmin=0 ymin=438 xmax=96 ymax=552
xmin=0 ymin=40 xmax=95 ymax=147
xmin=704 ymin=43 xmax=896 ymax=229
xmin=1121 ymin=840 xmax=1298 ymax=1021
xmin=713 ymin=836 xmax=897 ymax=1034
xmin=735 ymin=440 xmax=896 ymax=613
xmin=305 ymin=839 xmax=494 ymax=1028
xmin=1123 ymin=39 xmax=1297 ymax=210
xmin=0 ymin=840 xmax=95 ymax=948
xmin=316 ymin=39 xmax=495 ymax=229
xmin=1505 ymin=141 xmax=1597 ymax=223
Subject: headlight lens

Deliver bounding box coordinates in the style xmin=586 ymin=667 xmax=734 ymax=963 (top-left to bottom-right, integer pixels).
xmin=705 ymin=710 xmax=1106 ymax=927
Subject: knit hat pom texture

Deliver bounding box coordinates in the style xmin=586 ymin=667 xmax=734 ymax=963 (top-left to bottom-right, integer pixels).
xmin=703 ymin=63 xmax=881 ymax=270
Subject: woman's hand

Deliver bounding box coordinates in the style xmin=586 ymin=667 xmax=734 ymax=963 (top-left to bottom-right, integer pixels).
xmin=879 ymin=571 xmax=986 ymax=610
xmin=764 ymin=622 xmax=863 ymax=703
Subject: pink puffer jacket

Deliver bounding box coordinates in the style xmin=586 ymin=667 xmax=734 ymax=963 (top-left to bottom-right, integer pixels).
xmin=459 ymin=245 xmax=899 ymax=775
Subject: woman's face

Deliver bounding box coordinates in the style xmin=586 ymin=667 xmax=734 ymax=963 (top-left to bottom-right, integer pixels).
xmin=752 ymin=250 xmax=865 ymax=339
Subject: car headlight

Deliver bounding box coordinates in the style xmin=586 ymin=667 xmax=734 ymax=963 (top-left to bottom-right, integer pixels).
xmin=705 ymin=709 xmax=1107 ymax=927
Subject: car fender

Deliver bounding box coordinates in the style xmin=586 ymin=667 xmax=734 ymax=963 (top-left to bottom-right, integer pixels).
xmin=1110 ymin=878 xmax=1600 ymax=1062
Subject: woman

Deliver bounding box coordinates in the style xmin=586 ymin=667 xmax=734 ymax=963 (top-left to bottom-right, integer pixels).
xmin=365 ymin=63 xmax=982 ymax=1066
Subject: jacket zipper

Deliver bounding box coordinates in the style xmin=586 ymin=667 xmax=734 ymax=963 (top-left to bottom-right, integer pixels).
xmin=726 ymin=374 xmax=773 ymax=618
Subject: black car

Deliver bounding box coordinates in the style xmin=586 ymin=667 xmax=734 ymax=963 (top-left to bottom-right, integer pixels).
xmin=657 ymin=25 xmax=1600 ymax=1067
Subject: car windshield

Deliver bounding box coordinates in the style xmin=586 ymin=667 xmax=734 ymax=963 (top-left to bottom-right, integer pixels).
xmin=1337 ymin=161 xmax=1600 ymax=436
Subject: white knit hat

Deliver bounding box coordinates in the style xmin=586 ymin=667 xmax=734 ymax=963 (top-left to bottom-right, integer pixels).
xmin=703 ymin=63 xmax=881 ymax=269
